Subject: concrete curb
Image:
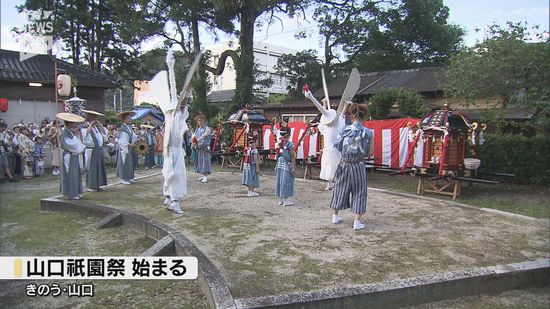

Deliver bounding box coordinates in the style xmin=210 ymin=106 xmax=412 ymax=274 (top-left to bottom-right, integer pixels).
xmin=40 ymin=196 xmax=236 ymax=309
xmin=234 ymin=259 xmax=550 ymax=308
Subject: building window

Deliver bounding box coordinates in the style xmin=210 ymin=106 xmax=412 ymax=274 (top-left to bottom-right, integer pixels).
xmin=282 ymin=114 xmax=317 ymax=123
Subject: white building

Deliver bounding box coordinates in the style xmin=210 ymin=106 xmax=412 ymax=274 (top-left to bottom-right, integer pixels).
xmin=206 ymin=41 xmax=297 ymax=100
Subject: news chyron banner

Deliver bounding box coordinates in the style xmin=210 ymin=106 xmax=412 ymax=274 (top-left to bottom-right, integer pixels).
xmin=0 ymin=257 xmax=198 ymax=280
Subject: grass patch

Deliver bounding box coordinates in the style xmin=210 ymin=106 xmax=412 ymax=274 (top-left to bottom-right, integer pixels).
xmin=0 ymin=177 xmax=208 ymax=308
xmin=367 ymin=172 xmax=550 ymax=219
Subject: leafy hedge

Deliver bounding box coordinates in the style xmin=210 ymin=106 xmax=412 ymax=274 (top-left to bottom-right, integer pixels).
xmin=369 ymin=88 xmax=426 ymax=119
xmin=477 ymin=134 xmax=550 ymax=184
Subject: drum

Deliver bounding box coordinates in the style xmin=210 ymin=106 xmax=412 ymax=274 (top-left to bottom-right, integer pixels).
xmin=135 ymin=140 xmax=149 ymax=156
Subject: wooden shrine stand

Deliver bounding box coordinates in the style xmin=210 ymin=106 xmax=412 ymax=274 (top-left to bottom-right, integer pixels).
xmin=221 ymin=154 xmax=245 ymax=170
xmin=416 ymin=175 xmax=461 ymax=200
xmin=303 ymin=161 xmax=321 ymax=179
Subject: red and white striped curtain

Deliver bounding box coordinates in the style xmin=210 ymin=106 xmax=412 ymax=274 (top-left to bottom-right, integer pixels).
xmin=262 ymin=122 xmax=319 ymax=160
xmin=261 ymin=117 xmax=422 ymax=167
xmin=364 ymin=118 xmax=422 ymax=168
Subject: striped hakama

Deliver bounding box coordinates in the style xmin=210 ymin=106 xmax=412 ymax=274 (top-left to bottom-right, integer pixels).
xmin=330 ymin=123 xmax=373 ymax=214
xmin=116 ymin=124 xmax=135 ymax=181
xmin=144 ymin=132 xmax=156 ymax=169
xmin=194 ymin=125 xmax=212 ymax=175
xmin=275 ymin=141 xmax=294 ymax=198
xmin=86 ymin=146 xmax=107 ymax=190
xmin=194 ymin=148 xmax=211 ymax=174
xmin=84 ymin=126 xmax=107 ymax=190
xmin=60 ymin=129 xmax=85 ymax=198
xmin=242 ymin=148 xmax=260 ymax=188
xmin=132 ymin=148 xmax=138 ymax=170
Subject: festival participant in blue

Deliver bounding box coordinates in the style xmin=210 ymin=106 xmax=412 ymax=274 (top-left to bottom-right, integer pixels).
xmin=82 ymin=109 xmax=108 ymax=191
xmin=330 ymin=103 xmax=373 ymax=230
xmin=275 ymin=127 xmax=296 ymax=206
xmin=116 ymin=111 xmax=136 ymax=185
xmin=242 ymin=135 xmax=262 ymax=197
xmin=57 ymin=112 xmax=86 ymax=200
xmin=193 ymin=114 xmax=212 ymax=183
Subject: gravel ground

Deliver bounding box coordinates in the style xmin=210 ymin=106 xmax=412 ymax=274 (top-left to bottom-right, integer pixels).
xmin=86 ymin=170 xmax=550 ymax=299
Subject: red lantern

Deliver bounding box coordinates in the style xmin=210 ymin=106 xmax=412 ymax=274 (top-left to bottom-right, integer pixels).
xmin=0 ymin=98 xmax=7 ymax=112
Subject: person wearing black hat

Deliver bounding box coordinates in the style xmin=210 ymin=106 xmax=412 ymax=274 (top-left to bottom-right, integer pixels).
xmin=274 ymin=126 xmax=296 ymax=206
xmin=242 ymin=135 xmax=262 ymax=197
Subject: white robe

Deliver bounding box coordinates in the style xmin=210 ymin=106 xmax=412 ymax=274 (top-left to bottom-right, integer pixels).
xmin=62 ymin=130 xmax=85 ymax=173
xmin=82 ymin=125 xmax=107 ymax=171
xmin=318 ymin=114 xmax=346 ymax=181
xmin=162 ymin=107 xmax=189 ymax=201
xmin=118 ymin=124 xmax=133 ymax=164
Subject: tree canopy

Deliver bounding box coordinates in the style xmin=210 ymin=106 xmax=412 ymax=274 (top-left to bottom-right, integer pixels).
xmin=275 ymin=49 xmax=323 ymax=97
xmin=18 ymin=0 xmax=470 ymax=117
xmin=444 ymin=22 xmax=550 ymax=132
xmin=276 ymin=0 xmax=464 ymax=99
xmin=369 ymin=88 xmax=426 ymax=119
xmin=313 ymin=0 xmax=464 ymax=73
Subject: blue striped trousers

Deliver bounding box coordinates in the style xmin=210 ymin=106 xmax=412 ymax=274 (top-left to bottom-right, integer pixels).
xmin=330 ymin=160 xmax=367 ymax=214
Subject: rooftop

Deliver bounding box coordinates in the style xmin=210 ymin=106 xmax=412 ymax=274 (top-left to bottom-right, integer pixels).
xmin=318 ymin=66 xmax=446 ymax=98
xmin=0 ymin=49 xmax=119 ymax=88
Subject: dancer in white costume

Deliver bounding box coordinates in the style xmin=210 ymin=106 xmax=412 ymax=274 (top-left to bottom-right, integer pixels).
xmin=162 ymin=103 xmax=189 ymax=214
xmin=304 ymin=69 xmax=361 ymax=190
xmin=159 ymin=50 xmax=201 ymax=214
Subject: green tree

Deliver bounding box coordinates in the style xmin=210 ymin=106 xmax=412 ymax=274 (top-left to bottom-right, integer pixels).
xmin=311 ymin=0 xmax=463 ymax=73
xmin=444 ymin=22 xmax=550 ymax=132
xmin=275 ymin=49 xmax=323 ymax=97
xmin=208 ymin=0 xmax=309 ymax=112
xmin=275 ymin=0 xmax=463 ymax=98
xmin=17 ymin=0 xmax=138 ymax=71
xmin=395 ymin=89 xmax=426 ymax=118
xmin=369 ymin=88 xmax=426 ymax=119
xmin=109 ymin=0 xmax=233 ymax=120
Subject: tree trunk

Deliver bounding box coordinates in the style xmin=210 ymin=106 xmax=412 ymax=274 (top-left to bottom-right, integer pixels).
xmin=190 ymin=14 xmax=209 ymax=117
xmin=324 ymin=34 xmax=332 ymax=76
xmin=233 ymin=4 xmax=256 ymax=111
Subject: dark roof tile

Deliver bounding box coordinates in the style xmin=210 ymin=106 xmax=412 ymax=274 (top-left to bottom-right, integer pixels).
xmin=0 ymin=49 xmax=118 ymax=88
xmin=316 ymin=66 xmax=446 ymax=98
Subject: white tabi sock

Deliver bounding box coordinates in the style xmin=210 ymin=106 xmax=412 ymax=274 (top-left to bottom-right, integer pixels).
xmin=169 ymin=201 xmax=183 ymax=214
xmin=163 ymin=197 xmax=171 ymax=207
xmin=353 ymin=220 xmax=365 ymax=230
xmin=332 ymin=215 xmax=342 ymax=224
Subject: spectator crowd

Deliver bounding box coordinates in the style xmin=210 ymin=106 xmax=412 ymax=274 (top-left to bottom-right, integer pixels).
xmin=0 ymin=117 xmax=203 ymax=183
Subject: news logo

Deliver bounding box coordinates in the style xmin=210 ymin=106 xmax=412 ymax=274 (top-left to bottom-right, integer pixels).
xmin=15 ymin=10 xmax=54 ymax=62
xmin=0 ymin=257 xmax=198 ymax=280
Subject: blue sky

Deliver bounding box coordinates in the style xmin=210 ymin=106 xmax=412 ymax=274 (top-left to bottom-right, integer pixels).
xmin=1 ymin=0 xmax=548 ymax=57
